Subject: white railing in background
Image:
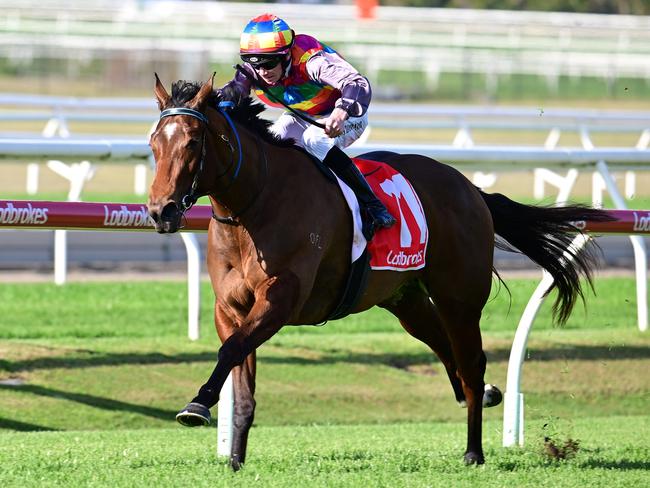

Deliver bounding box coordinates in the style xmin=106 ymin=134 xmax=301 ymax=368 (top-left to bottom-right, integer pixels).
xmin=0 ymin=93 xmax=157 ymax=195
xmin=2 ymin=93 xmax=650 ymax=196
xmin=1 ymin=2 xmax=649 ymax=92
xmin=1 ymin=136 xmax=648 ymax=326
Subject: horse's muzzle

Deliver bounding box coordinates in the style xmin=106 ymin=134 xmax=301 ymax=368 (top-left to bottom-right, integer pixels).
xmin=149 ymin=201 xmax=182 ymax=233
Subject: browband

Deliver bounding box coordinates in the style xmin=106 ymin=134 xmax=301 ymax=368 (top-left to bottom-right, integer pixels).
xmin=160 ymin=107 xmax=209 ymax=125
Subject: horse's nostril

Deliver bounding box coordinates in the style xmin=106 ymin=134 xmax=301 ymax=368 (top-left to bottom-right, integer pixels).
xmin=149 ymin=210 xmax=160 ymax=224
xmin=161 ymin=202 xmax=180 ymax=222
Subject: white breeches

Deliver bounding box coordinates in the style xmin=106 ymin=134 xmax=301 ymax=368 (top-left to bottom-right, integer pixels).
xmin=270 ymin=112 xmax=369 ymax=161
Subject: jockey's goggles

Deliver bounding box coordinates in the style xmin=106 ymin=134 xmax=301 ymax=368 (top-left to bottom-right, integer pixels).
xmin=241 ymin=54 xmax=284 ymax=70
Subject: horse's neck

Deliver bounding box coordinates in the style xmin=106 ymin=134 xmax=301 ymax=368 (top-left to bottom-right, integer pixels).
xmin=207 ymin=128 xmax=269 ymax=223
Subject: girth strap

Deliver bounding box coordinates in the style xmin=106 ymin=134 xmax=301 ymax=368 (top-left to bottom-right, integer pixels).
xmin=324 ymin=248 xmax=371 ymax=322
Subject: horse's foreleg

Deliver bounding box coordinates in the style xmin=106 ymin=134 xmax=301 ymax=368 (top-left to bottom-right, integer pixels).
xmin=176 ymin=273 xmax=298 ymax=429
xmin=229 ymin=350 xmax=256 ymax=470
xmin=212 ymin=303 xmax=258 ymax=471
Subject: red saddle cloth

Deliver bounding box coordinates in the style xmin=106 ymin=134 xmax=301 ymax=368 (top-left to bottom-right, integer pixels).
xmin=353 ymin=158 xmax=429 ymax=271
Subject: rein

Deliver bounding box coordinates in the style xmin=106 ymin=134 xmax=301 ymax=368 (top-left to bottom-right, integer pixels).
xmin=158 ymin=102 xmax=265 ymax=225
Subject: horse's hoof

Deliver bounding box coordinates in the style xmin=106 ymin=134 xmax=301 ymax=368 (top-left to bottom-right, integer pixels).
xmin=464 ymin=451 xmax=485 ymax=465
xmin=176 ymin=402 xmax=211 ymax=427
xmin=230 ymin=456 xmax=244 ymax=471
xmin=483 ymin=384 xmax=503 ymax=408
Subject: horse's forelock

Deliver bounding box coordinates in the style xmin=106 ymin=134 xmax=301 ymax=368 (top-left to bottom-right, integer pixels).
xmin=170 ymin=80 xmax=202 ymax=107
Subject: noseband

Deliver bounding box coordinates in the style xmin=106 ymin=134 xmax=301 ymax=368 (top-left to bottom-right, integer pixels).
xmin=159 ymin=101 xmax=242 ymax=211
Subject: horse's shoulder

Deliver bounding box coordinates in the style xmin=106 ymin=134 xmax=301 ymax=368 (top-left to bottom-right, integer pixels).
xmin=289 ymin=145 xmax=338 ymax=183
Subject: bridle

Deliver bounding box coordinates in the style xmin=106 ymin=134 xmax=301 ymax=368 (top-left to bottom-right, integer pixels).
xmin=159 ymin=102 xmax=243 ymax=210
xmin=158 ymin=101 xmax=265 ymax=225
xmin=159 ymin=107 xmax=209 ymax=211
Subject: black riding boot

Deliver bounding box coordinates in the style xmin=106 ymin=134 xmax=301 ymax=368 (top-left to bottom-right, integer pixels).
xmin=323 ymin=146 xmax=396 ymax=241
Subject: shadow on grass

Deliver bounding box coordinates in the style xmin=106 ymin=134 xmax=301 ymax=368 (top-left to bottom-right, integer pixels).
xmin=502 ymin=457 xmax=650 ymax=472
xmin=0 ymin=351 xmax=217 ymax=373
xmin=0 ymin=384 xmax=176 ymax=421
xmin=1 ymin=344 xmax=649 ymax=374
xmin=580 ymin=459 xmax=650 ymax=470
xmin=0 ymin=417 xmax=59 ymax=432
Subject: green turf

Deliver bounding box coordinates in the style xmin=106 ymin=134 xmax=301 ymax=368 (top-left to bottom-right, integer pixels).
xmin=0 ymin=278 xmax=648 ymax=485
xmin=0 ymin=278 xmax=641 ymax=339
xmin=1 ymin=418 xmax=649 ymax=487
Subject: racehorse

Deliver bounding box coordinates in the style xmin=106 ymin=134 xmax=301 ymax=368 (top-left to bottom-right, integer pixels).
xmin=147 ymin=74 xmax=610 ymax=469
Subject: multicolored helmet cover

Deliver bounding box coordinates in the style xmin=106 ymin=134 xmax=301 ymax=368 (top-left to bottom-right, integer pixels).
xmin=240 ymin=14 xmax=294 ymax=55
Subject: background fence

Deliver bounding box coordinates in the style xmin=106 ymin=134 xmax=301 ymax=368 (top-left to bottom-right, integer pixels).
xmin=2 ymin=1 xmax=649 ymax=100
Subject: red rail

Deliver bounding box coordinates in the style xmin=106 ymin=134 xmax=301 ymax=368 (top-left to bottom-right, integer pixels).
xmin=0 ymin=200 xmax=211 ymax=232
xmin=0 ymin=200 xmax=649 ymax=234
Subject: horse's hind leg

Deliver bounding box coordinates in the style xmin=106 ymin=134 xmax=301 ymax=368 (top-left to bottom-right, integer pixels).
xmin=381 ymin=282 xmax=466 ymax=406
xmin=437 ymin=297 xmax=487 ymax=464
xmin=394 ymin=271 xmax=491 ymax=464
xmin=382 ymin=282 xmax=501 ymax=410
xmin=384 ymin=285 xmax=484 ymax=464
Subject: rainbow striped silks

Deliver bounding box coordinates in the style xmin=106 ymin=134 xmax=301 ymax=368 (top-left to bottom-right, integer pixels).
xmin=253 ymin=34 xmax=342 ymax=116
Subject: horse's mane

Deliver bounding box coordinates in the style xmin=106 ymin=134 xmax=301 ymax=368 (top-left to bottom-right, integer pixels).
xmin=170 ymin=80 xmax=295 ymax=148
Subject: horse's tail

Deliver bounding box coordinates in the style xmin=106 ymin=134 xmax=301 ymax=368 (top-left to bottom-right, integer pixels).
xmin=479 ymin=191 xmax=614 ymax=324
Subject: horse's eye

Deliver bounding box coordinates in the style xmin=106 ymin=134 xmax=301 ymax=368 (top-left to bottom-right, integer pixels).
xmin=185 ymin=138 xmax=200 ymax=149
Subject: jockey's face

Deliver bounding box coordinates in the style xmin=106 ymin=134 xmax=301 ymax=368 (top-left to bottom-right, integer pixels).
xmin=255 ymin=61 xmax=284 ymax=85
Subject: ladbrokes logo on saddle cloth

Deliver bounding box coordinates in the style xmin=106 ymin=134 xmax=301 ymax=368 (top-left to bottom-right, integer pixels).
xmin=354 ymin=158 xmax=428 ymax=271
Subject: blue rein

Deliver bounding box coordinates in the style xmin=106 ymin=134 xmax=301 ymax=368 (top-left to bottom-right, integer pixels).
xmin=158 ymin=102 xmax=243 ymax=209
xmin=216 ymin=101 xmax=243 ymax=179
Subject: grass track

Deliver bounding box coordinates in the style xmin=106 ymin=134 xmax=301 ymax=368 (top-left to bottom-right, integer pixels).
xmin=1 ymin=417 xmax=649 ymax=487
xmin=0 ymin=277 xmax=642 ymax=339
xmin=0 ymin=278 xmax=648 ymax=486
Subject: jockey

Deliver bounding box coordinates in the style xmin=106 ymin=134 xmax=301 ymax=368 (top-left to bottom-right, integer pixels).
xmin=222 ymin=13 xmax=396 ymax=241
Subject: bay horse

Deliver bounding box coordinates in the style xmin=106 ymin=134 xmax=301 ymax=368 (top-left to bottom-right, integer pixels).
xmin=147 ymin=75 xmax=610 ymax=469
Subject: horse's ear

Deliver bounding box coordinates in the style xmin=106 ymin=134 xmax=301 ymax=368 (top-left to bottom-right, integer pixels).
xmin=154 ymin=73 xmax=170 ymax=111
xmin=191 ymin=72 xmax=216 ymax=110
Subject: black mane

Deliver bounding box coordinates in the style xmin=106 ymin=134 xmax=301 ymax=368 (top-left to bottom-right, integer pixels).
xmin=169 ymin=80 xmax=294 ymax=147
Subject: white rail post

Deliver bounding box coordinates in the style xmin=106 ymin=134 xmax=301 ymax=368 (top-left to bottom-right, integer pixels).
xmin=636 ymin=129 xmax=650 ymax=150
xmin=502 ymin=270 xmax=552 ymax=447
xmin=134 ymin=164 xmax=148 ymax=195
xmin=452 ymin=123 xmax=474 ymax=148
xmin=217 ymin=372 xmax=234 ymax=458
xmin=179 ymin=232 xmax=201 ymax=341
xmin=47 ymin=160 xmax=95 ymax=285
xmin=624 ymin=171 xmax=636 ymax=200
xmin=595 ymin=160 xmax=647 ymax=331
xmin=503 ymin=233 xmax=590 ymax=447
xmin=41 ymin=115 xmax=70 ymax=139
xmin=503 ymin=166 xmax=588 ymax=447
xmin=53 ymin=229 xmax=68 ymax=286
xmin=544 ymin=127 xmax=561 ymax=149
xmin=28 ymin=112 xmax=72 ymax=195
xmin=26 ymin=163 xmax=40 ymax=195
